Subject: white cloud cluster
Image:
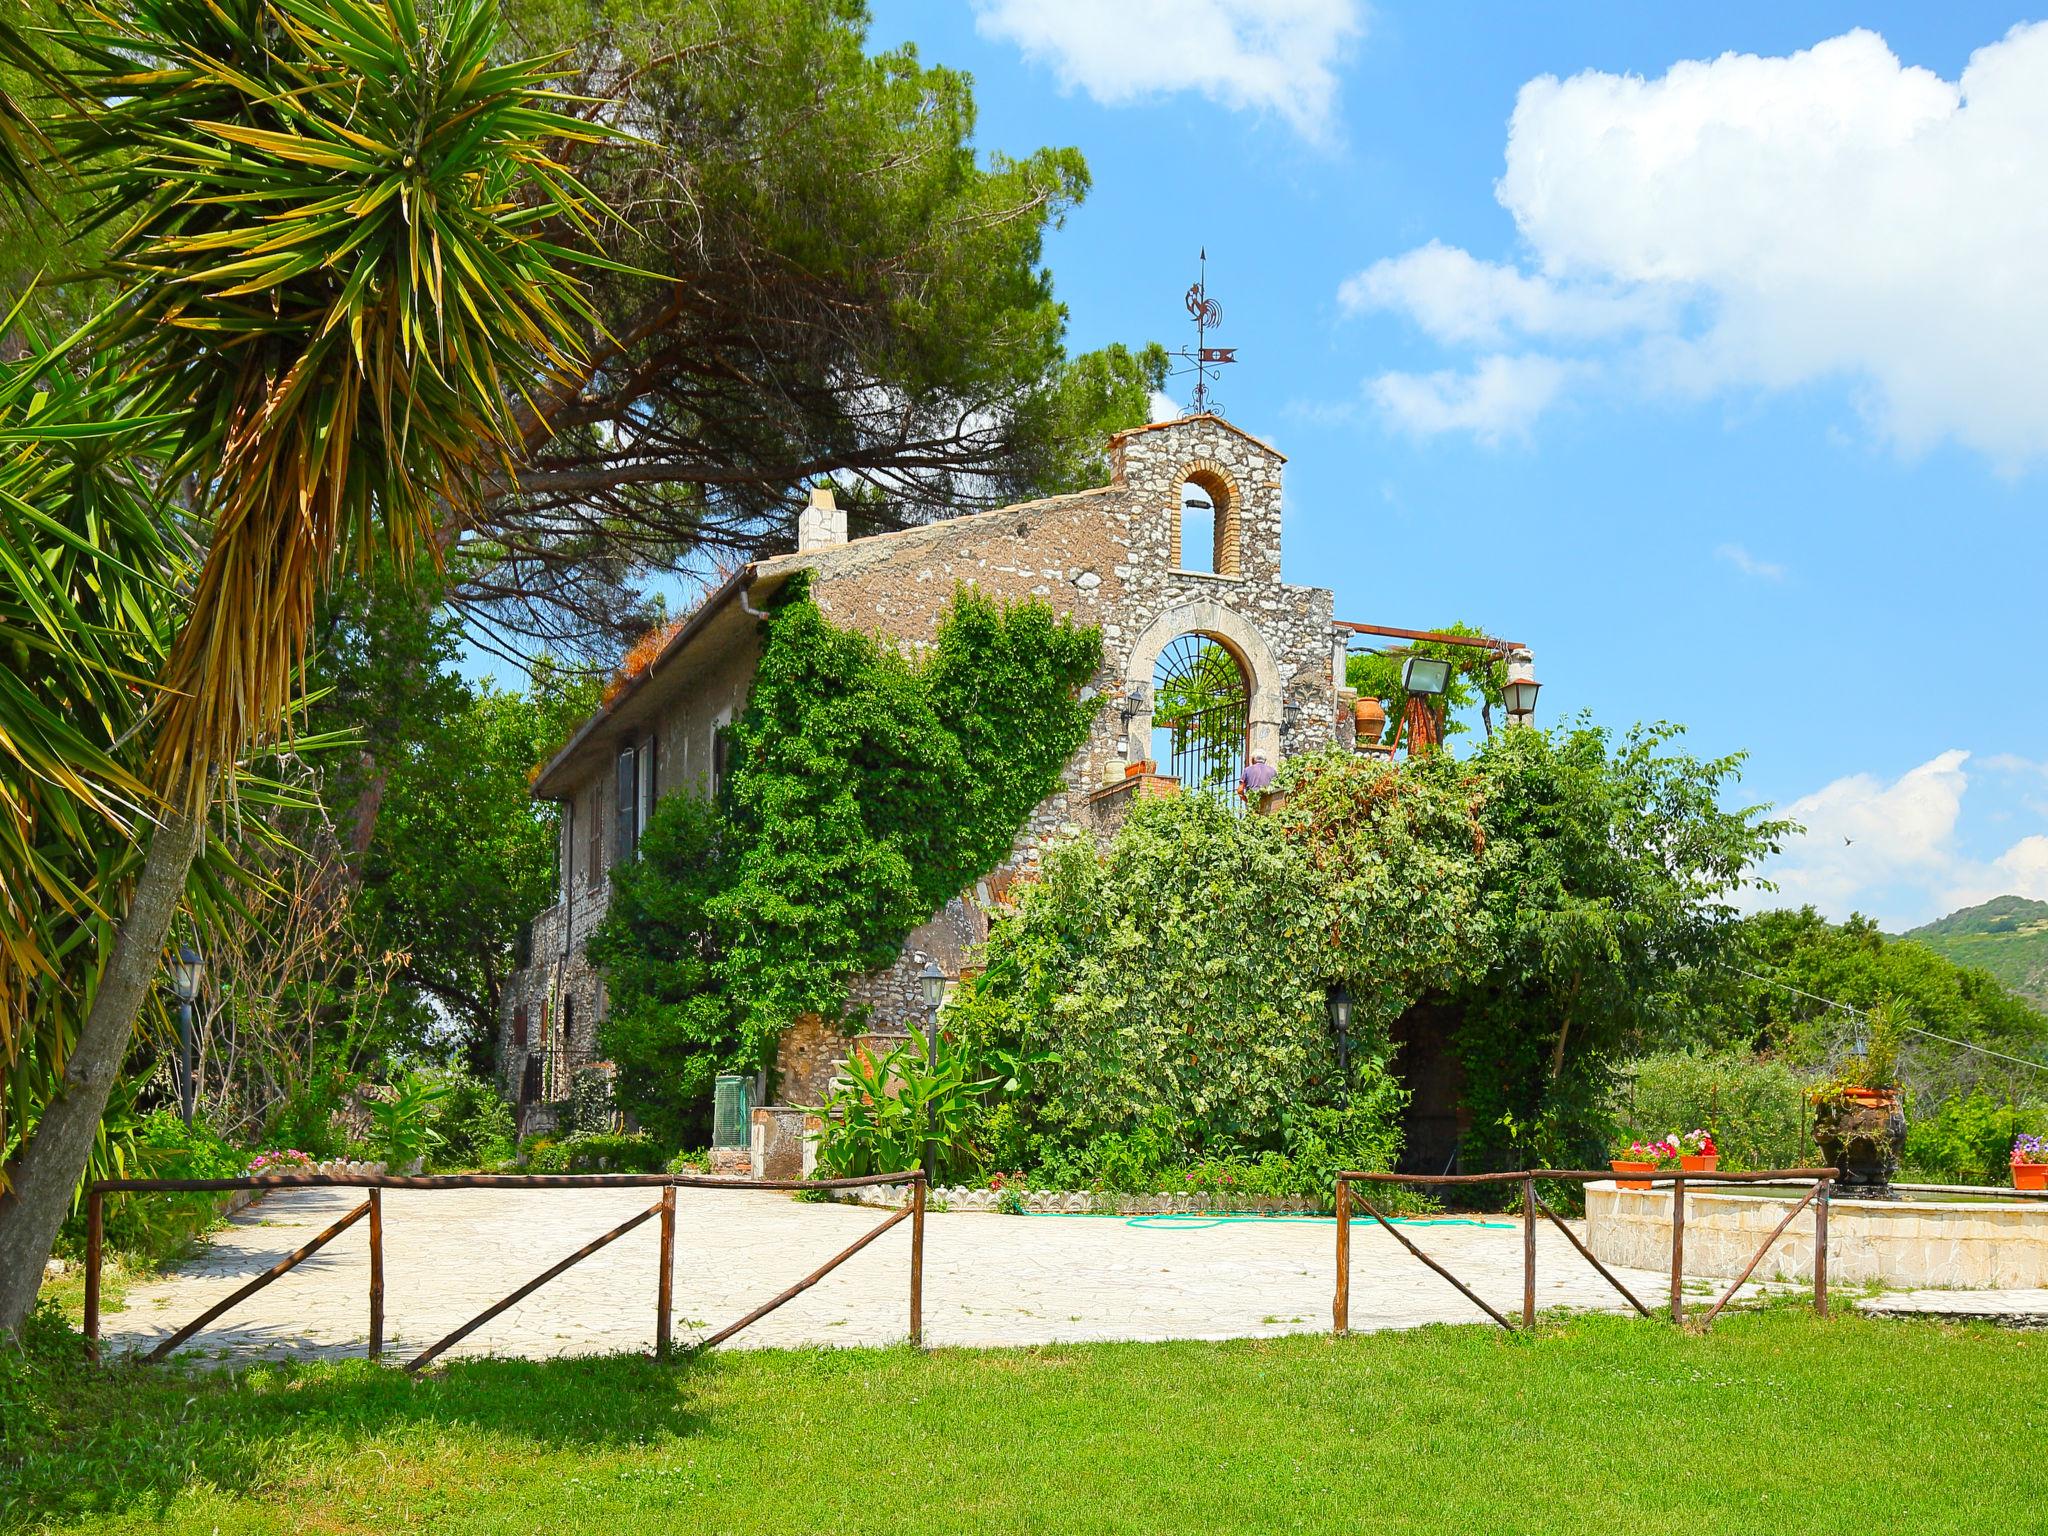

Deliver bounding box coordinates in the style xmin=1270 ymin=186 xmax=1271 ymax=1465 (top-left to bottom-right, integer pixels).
xmin=972 ymin=0 xmax=1363 ymax=144
xmin=1755 ymin=750 xmax=2048 ymax=928
xmin=1714 ymin=543 xmax=1786 ymax=582
xmin=1368 ymin=354 xmax=1573 ymax=446
xmin=1347 ymin=24 xmax=2048 ymax=463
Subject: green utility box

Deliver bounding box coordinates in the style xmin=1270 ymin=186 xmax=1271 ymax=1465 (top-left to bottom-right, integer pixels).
xmin=712 ymin=1074 xmax=751 ymax=1150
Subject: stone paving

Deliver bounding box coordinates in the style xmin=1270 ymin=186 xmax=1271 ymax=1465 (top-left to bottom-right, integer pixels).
xmin=99 ymin=1186 xmax=1785 ymax=1365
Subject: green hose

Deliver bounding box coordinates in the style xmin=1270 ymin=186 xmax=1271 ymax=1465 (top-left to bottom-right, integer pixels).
xmin=1022 ymin=1210 xmax=1517 ymax=1231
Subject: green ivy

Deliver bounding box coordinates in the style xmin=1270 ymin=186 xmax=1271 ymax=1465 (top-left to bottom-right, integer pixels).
xmin=591 ymin=581 xmax=1101 ymax=1141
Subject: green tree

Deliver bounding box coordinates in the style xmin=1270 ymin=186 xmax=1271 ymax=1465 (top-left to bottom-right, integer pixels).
xmin=1703 ymin=906 xmax=2048 ymax=1067
xmin=1443 ymin=722 xmax=1792 ymax=1171
xmin=354 ymin=662 xmax=600 ymax=1070
xmin=0 ymin=0 xmax=605 ymax=1334
xmin=460 ymin=0 xmax=1164 ymax=655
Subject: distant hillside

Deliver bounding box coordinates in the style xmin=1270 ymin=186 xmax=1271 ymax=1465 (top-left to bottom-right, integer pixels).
xmin=1904 ymin=896 xmax=2048 ymax=1012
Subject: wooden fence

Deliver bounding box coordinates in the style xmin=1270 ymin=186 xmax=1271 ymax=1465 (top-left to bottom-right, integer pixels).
xmin=1333 ymin=1168 xmax=1838 ymax=1333
xmin=83 ymin=1169 xmax=925 ymax=1369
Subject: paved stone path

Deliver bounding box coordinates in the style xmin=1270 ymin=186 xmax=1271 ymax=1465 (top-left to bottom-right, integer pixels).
xmin=100 ymin=1186 xmax=1777 ymax=1364
xmin=1858 ymin=1289 xmax=2048 ymax=1326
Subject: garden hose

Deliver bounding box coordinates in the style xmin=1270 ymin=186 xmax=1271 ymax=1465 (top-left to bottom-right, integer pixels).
xmin=1020 ymin=1210 xmax=1517 ymax=1231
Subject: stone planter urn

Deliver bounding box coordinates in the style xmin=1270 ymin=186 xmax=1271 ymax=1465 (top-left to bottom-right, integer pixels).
xmin=1813 ymin=1089 xmax=1905 ymax=1199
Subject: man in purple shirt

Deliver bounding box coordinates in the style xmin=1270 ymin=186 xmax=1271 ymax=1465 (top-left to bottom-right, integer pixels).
xmin=1239 ymin=752 xmax=1277 ymax=801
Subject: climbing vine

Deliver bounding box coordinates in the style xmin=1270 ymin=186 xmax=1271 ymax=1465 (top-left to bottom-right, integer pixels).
xmin=590 ymin=579 xmax=1101 ymax=1140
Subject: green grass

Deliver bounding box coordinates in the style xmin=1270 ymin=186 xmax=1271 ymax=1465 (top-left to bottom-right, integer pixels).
xmin=4 ymin=1303 xmax=2043 ymax=1534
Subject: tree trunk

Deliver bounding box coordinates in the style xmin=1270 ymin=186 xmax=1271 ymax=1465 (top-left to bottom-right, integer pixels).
xmin=0 ymin=807 xmax=203 ymax=1335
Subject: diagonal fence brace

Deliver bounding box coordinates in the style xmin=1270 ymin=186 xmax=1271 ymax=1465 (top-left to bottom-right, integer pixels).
xmin=1533 ymin=1194 xmax=1650 ymax=1318
xmin=406 ymin=1198 xmax=665 ymax=1372
xmin=1702 ymin=1181 xmax=1822 ymax=1327
xmin=694 ymin=1202 xmax=914 ymax=1352
xmin=1356 ymin=1196 xmax=1515 ymax=1332
xmin=145 ymin=1198 xmax=372 ymax=1363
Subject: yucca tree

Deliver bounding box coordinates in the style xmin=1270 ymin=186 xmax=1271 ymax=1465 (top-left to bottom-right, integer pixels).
xmin=0 ymin=0 xmax=610 ymax=1332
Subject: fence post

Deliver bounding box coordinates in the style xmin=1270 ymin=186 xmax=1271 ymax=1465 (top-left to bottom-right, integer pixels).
xmin=84 ymin=1188 xmax=103 ymax=1363
xmin=1813 ymin=1178 xmax=1830 ymax=1318
xmin=657 ymin=1184 xmax=675 ymax=1355
xmin=368 ymin=1188 xmax=384 ymax=1361
xmin=1333 ymin=1176 xmax=1350 ymax=1336
xmin=909 ymin=1176 xmax=925 ymax=1347
xmin=1669 ymin=1175 xmax=1686 ymax=1324
xmin=1522 ymin=1174 xmax=1537 ymax=1328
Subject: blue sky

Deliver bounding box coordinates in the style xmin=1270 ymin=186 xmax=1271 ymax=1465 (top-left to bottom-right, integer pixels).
xmin=856 ymin=0 xmax=2048 ymax=931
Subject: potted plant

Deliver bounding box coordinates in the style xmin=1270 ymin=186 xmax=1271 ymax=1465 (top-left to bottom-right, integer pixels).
xmin=1679 ymin=1129 xmax=1718 ymax=1173
xmin=2013 ymin=1134 xmax=2048 ymax=1192
xmin=1610 ymin=1136 xmax=1677 ymax=1191
xmin=1811 ymin=1000 xmax=1907 ymax=1197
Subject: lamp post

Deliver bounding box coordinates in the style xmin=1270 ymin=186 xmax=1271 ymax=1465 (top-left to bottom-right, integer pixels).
xmin=1502 ymin=649 xmax=1541 ymax=727
xmin=918 ymin=960 xmax=946 ymax=1051
xmin=1327 ymin=981 xmax=1353 ymax=1098
xmin=170 ymin=943 xmax=205 ymax=1127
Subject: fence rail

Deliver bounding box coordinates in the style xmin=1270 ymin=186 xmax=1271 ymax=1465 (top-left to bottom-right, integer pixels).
xmin=84 ymin=1170 xmax=925 ymax=1367
xmin=1333 ymin=1168 xmax=1838 ymax=1335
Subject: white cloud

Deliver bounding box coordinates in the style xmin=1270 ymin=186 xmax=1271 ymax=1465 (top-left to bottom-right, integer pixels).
xmin=1148 ymin=390 xmax=1182 ymax=423
xmin=1338 ymin=241 xmax=1669 ymax=347
xmin=1756 ymin=749 xmax=2048 ymax=926
xmin=972 ymin=0 xmax=1363 ymax=144
xmin=1714 ymin=543 xmax=1786 ymax=581
xmin=1348 ymin=24 xmax=2048 ymax=466
xmin=1369 ymin=353 xmax=1574 ymax=446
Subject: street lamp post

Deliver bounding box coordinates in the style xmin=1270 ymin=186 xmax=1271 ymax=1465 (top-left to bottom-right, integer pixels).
xmin=1502 ymin=649 xmax=1541 ymax=727
xmin=918 ymin=960 xmax=946 ymax=1051
xmin=170 ymin=944 xmax=205 ymax=1127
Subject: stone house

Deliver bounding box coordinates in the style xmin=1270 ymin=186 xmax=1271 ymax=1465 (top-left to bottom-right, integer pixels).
xmin=499 ymin=413 xmax=1358 ymax=1131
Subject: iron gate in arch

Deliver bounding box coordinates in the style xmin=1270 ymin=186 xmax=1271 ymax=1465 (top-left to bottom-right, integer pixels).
xmin=1152 ymin=633 xmax=1249 ymax=794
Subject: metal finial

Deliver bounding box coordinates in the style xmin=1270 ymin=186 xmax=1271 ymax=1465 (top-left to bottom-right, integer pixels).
xmin=1172 ymin=251 xmax=1235 ymax=416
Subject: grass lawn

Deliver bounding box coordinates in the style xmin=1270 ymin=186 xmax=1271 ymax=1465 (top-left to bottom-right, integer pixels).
xmin=4 ymin=1303 xmax=2040 ymax=1534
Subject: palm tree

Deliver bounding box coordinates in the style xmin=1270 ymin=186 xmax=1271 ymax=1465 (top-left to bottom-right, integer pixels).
xmin=0 ymin=0 xmax=611 ymax=1332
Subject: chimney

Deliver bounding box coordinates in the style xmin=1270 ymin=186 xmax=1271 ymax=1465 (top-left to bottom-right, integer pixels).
xmin=797 ymin=486 xmax=846 ymax=552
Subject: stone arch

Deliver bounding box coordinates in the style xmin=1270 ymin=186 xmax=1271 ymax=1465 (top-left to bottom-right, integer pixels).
xmin=1176 ymin=458 xmax=1242 ymax=577
xmin=1124 ymin=599 xmax=1284 ymax=768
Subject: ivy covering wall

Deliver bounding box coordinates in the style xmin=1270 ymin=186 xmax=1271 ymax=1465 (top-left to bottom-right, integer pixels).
xmin=588 ymin=579 xmax=1101 ymax=1144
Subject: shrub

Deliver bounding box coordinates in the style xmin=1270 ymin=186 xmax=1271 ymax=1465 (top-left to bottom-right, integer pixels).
xmin=370 ymin=1076 xmax=451 ymax=1170
xmin=427 ymin=1072 xmax=516 ymax=1170
xmin=817 ymin=1029 xmax=996 ymax=1181
xmin=1616 ymin=1050 xmax=1814 ymax=1172
xmin=74 ymin=1111 xmax=246 ymax=1264
xmin=525 ymin=1131 xmax=664 ymax=1174
xmin=1904 ymin=1093 xmax=2048 ymax=1184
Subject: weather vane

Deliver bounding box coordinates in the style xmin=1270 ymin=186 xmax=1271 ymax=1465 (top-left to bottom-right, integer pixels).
xmin=1171 ymin=248 xmax=1236 ymax=415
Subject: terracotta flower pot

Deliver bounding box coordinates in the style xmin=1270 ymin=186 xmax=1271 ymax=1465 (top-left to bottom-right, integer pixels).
xmin=1611 ymin=1159 xmax=1657 ymax=1192
xmin=2013 ymin=1161 xmax=2048 ymax=1192
xmin=1680 ymin=1153 xmax=1718 ymax=1173
xmin=1843 ymin=1086 xmax=1898 ymax=1108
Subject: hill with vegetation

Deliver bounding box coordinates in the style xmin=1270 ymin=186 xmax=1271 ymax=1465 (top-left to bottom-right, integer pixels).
xmin=1903 ymin=896 xmax=2048 ymax=1012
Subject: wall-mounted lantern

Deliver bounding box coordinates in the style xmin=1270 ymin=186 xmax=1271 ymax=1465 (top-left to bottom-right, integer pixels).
xmin=1327 ymin=980 xmax=1353 ymax=1094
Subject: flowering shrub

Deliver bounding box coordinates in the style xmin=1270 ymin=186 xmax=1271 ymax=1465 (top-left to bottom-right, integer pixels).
xmin=2013 ymin=1134 xmax=2048 ymax=1166
xmin=1613 ymin=1136 xmax=1680 ymax=1166
xmin=246 ymin=1148 xmax=317 ymax=1178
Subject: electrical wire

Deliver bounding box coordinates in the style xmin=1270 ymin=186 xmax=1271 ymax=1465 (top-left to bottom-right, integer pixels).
xmin=1722 ymin=963 xmax=2048 ymax=1076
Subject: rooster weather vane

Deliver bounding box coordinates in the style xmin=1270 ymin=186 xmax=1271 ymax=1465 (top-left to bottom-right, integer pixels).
xmin=1171 ymin=249 xmax=1236 ymax=416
